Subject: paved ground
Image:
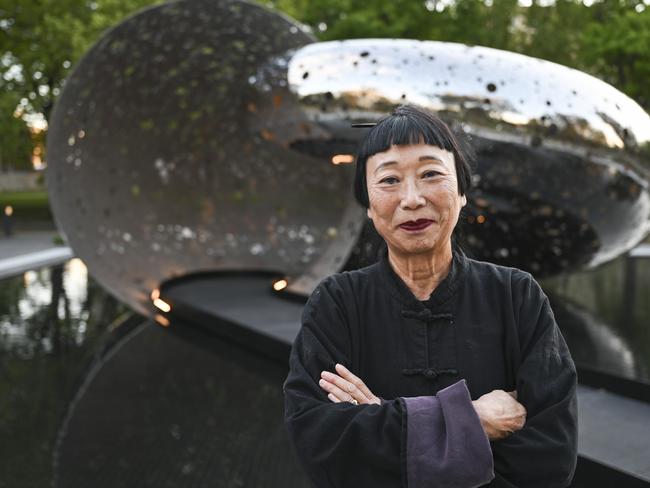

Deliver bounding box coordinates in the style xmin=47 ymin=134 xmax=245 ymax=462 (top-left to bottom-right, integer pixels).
xmin=0 ymin=230 xmax=60 ymax=259
xmin=578 ymin=385 xmax=650 ymax=480
xmin=0 ymin=230 xmax=73 ymax=279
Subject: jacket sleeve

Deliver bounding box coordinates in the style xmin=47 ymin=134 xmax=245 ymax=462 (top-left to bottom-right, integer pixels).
xmin=283 ymin=277 xmax=494 ymax=488
xmin=491 ymin=273 xmax=578 ymax=488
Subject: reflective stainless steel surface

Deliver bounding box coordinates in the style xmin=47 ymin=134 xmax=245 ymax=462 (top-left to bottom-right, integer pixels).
xmin=289 ymin=40 xmax=650 ymax=276
xmin=47 ymin=1 xmax=650 ymax=314
xmin=46 ymin=0 xmax=362 ymax=314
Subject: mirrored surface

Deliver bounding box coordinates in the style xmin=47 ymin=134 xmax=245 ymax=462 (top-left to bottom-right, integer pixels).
xmin=289 ymin=40 xmax=650 ymax=277
xmin=543 ymin=252 xmax=650 ymax=383
xmin=47 ymin=0 xmax=363 ymax=314
xmin=1 ymin=257 xmax=648 ymax=486
xmin=53 ymin=320 xmax=306 ymax=488
xmin=0 ymin=260 xmax=127 ymax=487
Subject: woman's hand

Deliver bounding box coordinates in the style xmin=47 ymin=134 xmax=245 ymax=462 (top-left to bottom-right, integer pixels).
xmin=319 ymin=364 xmax=381 ymax=405
xmin=472 ymin=389 xmax=527 ymax=440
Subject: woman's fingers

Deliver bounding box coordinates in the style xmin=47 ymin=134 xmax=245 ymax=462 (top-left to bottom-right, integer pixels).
xmin=320 ymin=370 xmax=361 ymax=399
xmin=334 ymin=364 xmax=376 ymax=401
xmin=319 ymin=376 xmax=357 ymax=403
xmin=327 ymin=393 xmax=341 ymax=403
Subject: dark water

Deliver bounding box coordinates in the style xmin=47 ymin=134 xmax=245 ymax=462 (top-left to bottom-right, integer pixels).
xmin=0 ymin=260 xmax=128 ymax=487
xmin=1 ymin=255 xmax=649 ymax=486
xmin=542 ymin=254 xmax=650 ymax=383
xmin=0 ymin=261 xmax=306 ymax=488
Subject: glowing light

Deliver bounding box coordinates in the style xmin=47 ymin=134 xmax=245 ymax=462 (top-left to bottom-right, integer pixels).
xmin=4 ymin=206 xmax=13 ymax=216
xmin=155 ymin=314 xmax=170 ymax=327
xmin=273 ymin=279 xmax=288 ymax=291
xmin=331 ymin=154 xmax=354 ymax=165
xmin=151 ymin=288 xmax=160 ymax=300
xmin=153 ymin=298 xmax=171 ymax=313
xmin=477 ymin=215 xmax=486 ymax=224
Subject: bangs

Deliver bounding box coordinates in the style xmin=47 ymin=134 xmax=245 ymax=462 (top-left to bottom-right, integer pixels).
xmin=358 ymin=112 xmax=456 ymax=161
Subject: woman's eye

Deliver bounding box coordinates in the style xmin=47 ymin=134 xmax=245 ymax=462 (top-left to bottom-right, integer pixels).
xmin=422 ymin=170 xmax=441 ymax=178
xmin=380 ymin=176 xmax=399 ymax=184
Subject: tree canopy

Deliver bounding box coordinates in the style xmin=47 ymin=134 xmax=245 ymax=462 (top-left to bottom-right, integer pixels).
xmin=0 ymin=0 xmax=163 ymax=169
xmin=1 ymin=0 xmax=650 ymax=169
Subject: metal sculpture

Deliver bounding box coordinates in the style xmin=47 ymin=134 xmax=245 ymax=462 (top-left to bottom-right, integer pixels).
xmin=47 ymin=0 xmax=650 ymax=315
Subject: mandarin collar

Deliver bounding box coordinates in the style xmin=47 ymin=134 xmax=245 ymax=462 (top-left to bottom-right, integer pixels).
xmin=378 ymin=246 xmax=468 ymax=312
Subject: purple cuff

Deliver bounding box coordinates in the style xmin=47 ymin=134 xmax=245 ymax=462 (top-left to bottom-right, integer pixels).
xmin=402 ymin=380 xmax=494 ymax=488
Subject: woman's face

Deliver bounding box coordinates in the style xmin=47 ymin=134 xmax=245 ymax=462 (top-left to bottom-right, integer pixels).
xmin=365 ymin=143 xmax=466 ymax=258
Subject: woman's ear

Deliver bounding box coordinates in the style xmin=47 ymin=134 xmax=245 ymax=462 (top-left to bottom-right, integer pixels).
xmin=366 ymin=206 xmax=373 ymax=220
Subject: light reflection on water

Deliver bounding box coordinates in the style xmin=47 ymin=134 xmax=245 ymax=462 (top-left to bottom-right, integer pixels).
xmin=0 ymin=259 xmax=126 ymax=487
xmin=0 ymin=259 xmax=91 ymax=357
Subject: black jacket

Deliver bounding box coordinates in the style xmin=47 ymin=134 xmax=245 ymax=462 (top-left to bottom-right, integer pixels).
xmin=284 ymin=248 xmax=578 ymax=488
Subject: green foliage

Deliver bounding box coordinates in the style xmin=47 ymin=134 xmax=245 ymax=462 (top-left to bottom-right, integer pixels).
xmin=0 ymin=190 xmax=52 ymax=221
xmin=0 ymin=92 xmax=32 ymax=170
xmin=580 ymin=6 xmax=650 ymax=107
xmin=0 ymin=0 xmax=163 ymax=172
xmin=0 ymin=0 xmax=163 ymax=120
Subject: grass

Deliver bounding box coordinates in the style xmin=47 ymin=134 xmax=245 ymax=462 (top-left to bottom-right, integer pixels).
xmin=0 ymin=190 xmax=52 ymax=221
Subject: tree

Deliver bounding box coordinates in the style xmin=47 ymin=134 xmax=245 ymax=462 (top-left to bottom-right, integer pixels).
xmin=0 ymin=92 xmax=32 ymax=171
xmin=580 ymin=5 xmax=650 ymax=108
xmin=0 ymin=0 xmax=162 ymax=167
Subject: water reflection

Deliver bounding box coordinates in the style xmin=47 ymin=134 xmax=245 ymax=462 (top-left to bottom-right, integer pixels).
xmin=0 ymin=260 xmax=91 ymax=357
xmin=1 ymin=256 xmax=648 ymax=485
xmin=0 ymin=260 xmax=126 ymax=487
xmin=53 ymin=320 xmax=306 ymax=488
xmin=543 ymin=252 xmax=650 ymax=383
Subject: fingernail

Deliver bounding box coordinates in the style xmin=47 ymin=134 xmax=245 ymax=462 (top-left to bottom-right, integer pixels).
xmin=319 ymin=379 xmax=326 ymax=386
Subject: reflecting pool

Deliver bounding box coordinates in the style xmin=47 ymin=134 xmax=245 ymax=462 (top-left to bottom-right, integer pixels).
xmin=1 ymin=252 xmax=649 ymax=486
xmin=0 ymin=260 xmax=127 ymax=487
xmin=543 ymin=252 xmax=650 ymax=383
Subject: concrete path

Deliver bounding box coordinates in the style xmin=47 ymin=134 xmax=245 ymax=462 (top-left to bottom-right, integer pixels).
xmin=578 ymin=385 xmax=650 ymax=481
xmin=0 ymin=231 xmax=73 ymax=279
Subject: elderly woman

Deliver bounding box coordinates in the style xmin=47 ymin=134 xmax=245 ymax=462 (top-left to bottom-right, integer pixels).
xmin=283 ymin=105 xmax=577 ymax=487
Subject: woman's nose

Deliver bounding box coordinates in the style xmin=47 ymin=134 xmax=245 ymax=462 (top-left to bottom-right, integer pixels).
xmin=400 ymin=180 xmax=426 ymax=209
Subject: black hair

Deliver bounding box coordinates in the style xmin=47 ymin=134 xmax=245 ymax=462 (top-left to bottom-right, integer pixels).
xmin=353 ymin=104 xmax=474 ymax=208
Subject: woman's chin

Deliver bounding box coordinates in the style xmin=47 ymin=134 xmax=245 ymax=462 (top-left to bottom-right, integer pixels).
xmin=389 ymin=239 xmax=441 ymax=256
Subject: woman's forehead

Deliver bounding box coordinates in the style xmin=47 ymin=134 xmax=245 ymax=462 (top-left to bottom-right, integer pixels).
xmin=367 ymin=143 xmax=455 ymax=169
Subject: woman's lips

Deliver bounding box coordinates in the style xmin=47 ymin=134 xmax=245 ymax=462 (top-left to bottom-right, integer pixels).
xmin=399 ymin=219 xmax=434 ymax=231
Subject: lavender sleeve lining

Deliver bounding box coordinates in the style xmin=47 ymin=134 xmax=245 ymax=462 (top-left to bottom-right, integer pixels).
xmin=402 ymin=379 xmax=494 ymax=488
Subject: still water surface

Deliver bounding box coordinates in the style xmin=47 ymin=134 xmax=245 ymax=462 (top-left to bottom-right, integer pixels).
xmin=0 ymin=255 xmax=649 ymax=486
xmin=0 ymin=259 xmax=127 ymax=487
xmin=543 ymin=254 xmax=650 ymax=383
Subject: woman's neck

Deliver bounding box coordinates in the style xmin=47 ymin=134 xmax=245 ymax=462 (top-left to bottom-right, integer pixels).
xmin=388 ymin=245 xmax=453 ymax=301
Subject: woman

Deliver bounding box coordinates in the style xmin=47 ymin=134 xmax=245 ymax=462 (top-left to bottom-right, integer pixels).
xmin=283 ymin=105 xmax=577 ymax=487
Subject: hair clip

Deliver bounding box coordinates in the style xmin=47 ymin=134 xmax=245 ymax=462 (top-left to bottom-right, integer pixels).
xmin=351 ymin=122 xmax=377 ymax=128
